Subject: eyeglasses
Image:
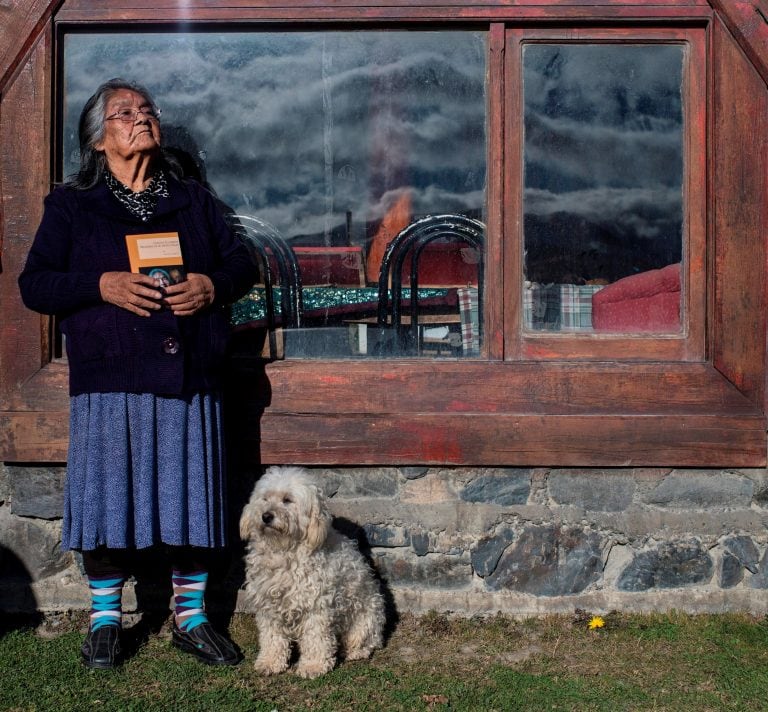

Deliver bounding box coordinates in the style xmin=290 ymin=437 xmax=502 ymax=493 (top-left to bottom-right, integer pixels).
xmin=105 ymin=106 xmax=162 ymax=123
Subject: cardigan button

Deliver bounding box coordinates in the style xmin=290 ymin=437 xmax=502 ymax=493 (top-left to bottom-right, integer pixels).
xmin=162 ymin=336 xmax=180 ymax=355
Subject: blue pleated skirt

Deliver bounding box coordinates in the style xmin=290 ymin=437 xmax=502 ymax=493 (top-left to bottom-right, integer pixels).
xmin=63 ymin=391 xmax=228 ymax=551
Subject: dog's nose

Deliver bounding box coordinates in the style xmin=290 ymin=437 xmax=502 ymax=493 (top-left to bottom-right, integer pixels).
xmin=262 ymin=511 xmax=274 ymax=524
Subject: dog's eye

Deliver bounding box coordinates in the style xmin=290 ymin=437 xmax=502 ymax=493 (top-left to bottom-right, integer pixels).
xmin=282 ymin=496 xmax=293 ymax=504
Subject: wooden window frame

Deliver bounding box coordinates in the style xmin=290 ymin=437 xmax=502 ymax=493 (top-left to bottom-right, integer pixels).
xmin=0 ymin=0 xmax=765 ymax=467
xmin=505 ymin=27 xmax=706 ymax=362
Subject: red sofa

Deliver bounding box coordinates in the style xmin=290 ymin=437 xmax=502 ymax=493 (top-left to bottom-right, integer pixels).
xmin=591 ymin=262 xmax=681 ymax=332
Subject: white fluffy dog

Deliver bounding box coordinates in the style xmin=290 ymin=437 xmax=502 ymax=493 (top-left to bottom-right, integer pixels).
xmin=239 ymin=466 xmax=386 ymax=678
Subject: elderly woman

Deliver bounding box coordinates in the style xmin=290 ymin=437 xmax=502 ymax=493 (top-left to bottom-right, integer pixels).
xmin=19 ymin=78 xmax=258 ymax=669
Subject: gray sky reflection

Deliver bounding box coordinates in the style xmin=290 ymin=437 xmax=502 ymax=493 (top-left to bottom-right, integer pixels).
xmin=63 ymin=31 xmax=487 ymax=246
xmin=523 ymin=44 xmax=684 ymax=282
xmin=63 ymin=33 xmax=683 ymax=282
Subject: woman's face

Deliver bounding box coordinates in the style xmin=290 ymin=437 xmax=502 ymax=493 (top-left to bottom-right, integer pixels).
xmin=94 ymin=88 xmax=161 ymax=167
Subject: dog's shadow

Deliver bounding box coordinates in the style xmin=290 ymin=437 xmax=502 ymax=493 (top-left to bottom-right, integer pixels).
xmin=332 ymin=516 xmax=399 ymax=643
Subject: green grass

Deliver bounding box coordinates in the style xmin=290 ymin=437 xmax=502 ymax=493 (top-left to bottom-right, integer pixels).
xmin=2 ymin=611 xmax=768 ymax=711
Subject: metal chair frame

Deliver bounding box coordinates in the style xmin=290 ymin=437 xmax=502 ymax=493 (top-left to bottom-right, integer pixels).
xmin=228 ymin=214 xmax=303 ymax=330
xmin=376 ymin=214 xmax=485 ymax=355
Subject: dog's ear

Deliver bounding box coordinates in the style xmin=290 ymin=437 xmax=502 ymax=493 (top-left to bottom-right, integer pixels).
xmin=303 ymin=487 xmax=331 ymax=552
xmin=239 ymin=504 xmax=256 ymax=540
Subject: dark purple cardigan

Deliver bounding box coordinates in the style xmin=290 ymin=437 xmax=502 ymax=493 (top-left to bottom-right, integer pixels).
xmin=18 ymin=176 xmax=258 ymax=396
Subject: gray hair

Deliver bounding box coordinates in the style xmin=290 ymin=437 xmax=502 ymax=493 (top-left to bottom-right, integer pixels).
xmin=69 ymin=78 xmax=165 ymax=190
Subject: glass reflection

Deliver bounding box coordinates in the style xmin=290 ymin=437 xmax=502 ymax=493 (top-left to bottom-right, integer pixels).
xmin=522 ymin=44 xmax=684 ymax=333
xmin=62 ymin=31 xmax=487 ymax=358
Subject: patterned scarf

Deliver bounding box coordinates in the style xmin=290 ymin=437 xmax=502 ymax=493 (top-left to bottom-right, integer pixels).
xmin=105 ymin=170 xmax=170 ymax=221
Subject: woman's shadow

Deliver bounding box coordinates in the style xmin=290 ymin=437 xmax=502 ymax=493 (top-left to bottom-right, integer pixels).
xmin=0 ymin=545 xmax=43 ymax=638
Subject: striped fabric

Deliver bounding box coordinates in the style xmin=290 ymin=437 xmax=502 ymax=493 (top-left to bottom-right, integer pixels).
xmin=524 ymin=284 xmax=604 ymax=331
xmin=457 ymin=287 xmax=480 ymax=355
xmin=88 ymin=576 xmax=124 ymax=631
xmin=173 ymin=571 xmax=209 ymax=632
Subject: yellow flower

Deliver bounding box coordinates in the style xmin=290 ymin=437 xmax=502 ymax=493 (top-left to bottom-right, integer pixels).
xmin=588 ymin=616 xmax=605 ymax=630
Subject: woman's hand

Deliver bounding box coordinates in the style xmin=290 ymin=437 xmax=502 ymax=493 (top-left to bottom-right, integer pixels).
xmin=99 ymin=271 xmax=163 ymax=316
xmin=162 ymin=273 xmax=215 ymax=316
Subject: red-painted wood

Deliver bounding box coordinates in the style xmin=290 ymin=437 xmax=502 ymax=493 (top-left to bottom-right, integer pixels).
xmin=711 ymin=15 xmax=768 ymax=411
xmin=0 ymin=29 xmax=52 ymax=412
xmin=505 ymin=26 xmax=708 ymax=363
xmin=0 ymin=0 xmax=61 ymax=95
xmin=253 ymin=412 xmax=764 ymax=466
xmin=710 ymin=0 xmax=768 ymax=87
xmin=53 ymin=2 xmax=713 ymax=24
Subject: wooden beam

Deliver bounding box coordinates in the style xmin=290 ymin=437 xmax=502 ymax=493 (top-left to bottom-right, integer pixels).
xmin=4 ymin=361 xmax=764 ymax=465
xmin=0 ymin=28 xmax=52 ymax=410
xmin=710 ymin=0 xmax=768 ymax=87
xmin=3 ymin=408 xmax=763 ymax=466
xmin=253 ymin=361 xmax=761 ymax=415
xmin=0 ymin=411 xmax=69 ymax=462
xmin=253 ymin=413 xmax=765 ymax=467
xmin=711 ymin=16 xmax=768 ymax=410
xmin=0 ymin=0 xmax=61 ymax=97
xmin=54 ymin=1 xmax=713 ymax=23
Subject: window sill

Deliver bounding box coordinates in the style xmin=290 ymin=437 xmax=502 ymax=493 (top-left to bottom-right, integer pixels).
xmin=244 ymin=360 xmax=766 ymax=467
xmin=1 ymin=359 xmax=763 ymax=466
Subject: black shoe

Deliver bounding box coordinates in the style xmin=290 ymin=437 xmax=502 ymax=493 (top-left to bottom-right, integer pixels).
xmin=171 ymin=621 xmax=241 ymax=666
xmin=81 ymin=625 xmax=122 ymax=669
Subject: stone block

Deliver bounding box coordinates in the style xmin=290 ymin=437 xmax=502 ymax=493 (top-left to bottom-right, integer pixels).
xmin=617 ymin=540 xmax=713 ymax=591
xmin=753 ymin=484 xmax=768 ymax=506
xmin=471 ymin=528 xmax=516 ymax=577
xmin=366 ymin=527 xmax=459 ymax=557
xmin=548 ymin=471 xmax=635 ymax=511
xmin=733 ymin=468 xmax=768 ymax=504
xmin=400 ymin=467 xmax=429 ymax=480
xmin=400 ymin=474 xmax=457 ymax=504
xmin=9 ymin=466 xmax=66 ymax=520
xmin=747 ymin=548 xmax=768 ymax=589
xmin=0 ymin=506 xmax=70 ymax=580
xmin=324 ymin=468 xmax=400 ymax=499
xmin=410 ymin=530 xmax=431 ymax=556
xmin=460 ymin=470 xmax=532 ymax=506
xmin=373 ymin=550 xmax=472 ymax=589
xmin=362 ymin=523 xmax=409 ymax=548
xmin=484 ymin=525 xmax=603 ymax=596
xmin=644 ymin=472 xmax=753 ymax=509
xmin=717 ymin=535 xmax=759 ymax=588
xmin=722 ymin=535 xmax=759 ymax=574
xmin=719 ymin=553 xmax=744 ymax=588
xmin=0 ymin=463 xmax=10 ymax=504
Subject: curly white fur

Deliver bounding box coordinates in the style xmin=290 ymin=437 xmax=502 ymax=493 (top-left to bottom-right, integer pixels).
xmin=240 ymin=466 xmax=385 ymax=678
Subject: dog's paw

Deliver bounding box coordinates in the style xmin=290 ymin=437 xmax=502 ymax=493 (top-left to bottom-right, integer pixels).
xmin=344 ymin=646 xmax=376 ymax=662
xmin=294 ymin=658 xmax=334 ymax=679
xmin=253 ymin=657 xmax=290 ymax=676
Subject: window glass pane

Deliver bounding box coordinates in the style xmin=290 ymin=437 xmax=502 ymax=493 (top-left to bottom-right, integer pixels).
xmin=522 ymin=44 xmax=683 ymax=334
xmin=62 ymin=31 xmax=487 ymax=358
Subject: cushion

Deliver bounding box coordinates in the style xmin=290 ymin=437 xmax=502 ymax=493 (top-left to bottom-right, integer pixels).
xmin=591 ymin=263 xmax=680 ymax=332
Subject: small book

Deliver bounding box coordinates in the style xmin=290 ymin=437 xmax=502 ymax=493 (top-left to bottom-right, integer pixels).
xmin=125 ymin=231 xmax=186 ymax=286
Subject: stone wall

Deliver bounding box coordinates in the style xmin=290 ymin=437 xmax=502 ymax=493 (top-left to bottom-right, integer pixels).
xmin=2 ymin=462 xmax=768 ymax=617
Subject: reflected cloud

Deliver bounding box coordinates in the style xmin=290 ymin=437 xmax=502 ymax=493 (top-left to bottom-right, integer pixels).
xmin=523 ymin=44 xmax=684 ymax=281
xmin=526 ymin=186 xmax=680 ymax=231
xmin=63 ymin=32 xmax=683 ymax=281
xmin=63 ymin=31 xmax=487 ymax=244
